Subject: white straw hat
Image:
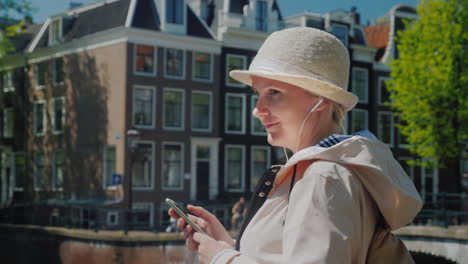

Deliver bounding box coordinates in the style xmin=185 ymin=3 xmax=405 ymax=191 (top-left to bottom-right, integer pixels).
xmin=229 ymin=27 xmax=358 ymax=111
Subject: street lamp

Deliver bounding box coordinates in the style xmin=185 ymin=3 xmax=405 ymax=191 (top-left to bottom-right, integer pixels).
xmin=125 ymin=128 xmax=140 ymax=235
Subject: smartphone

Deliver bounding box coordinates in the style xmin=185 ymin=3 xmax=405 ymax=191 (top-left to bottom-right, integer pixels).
xmin=165 ymin=198 xmax=207 ymax=235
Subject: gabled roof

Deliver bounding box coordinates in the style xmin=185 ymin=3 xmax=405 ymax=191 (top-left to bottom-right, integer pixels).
xmin=29 ymin=0 xmax=215 ymax=51
xmin=364 ymin=23 xmax=390 ymax=63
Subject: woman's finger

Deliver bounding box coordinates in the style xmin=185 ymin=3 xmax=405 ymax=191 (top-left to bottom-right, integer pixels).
xmin=168 ymin=208 xmax=180 ymax=219
xmin=188 ymin=205 xmax=215 ymax=223
xmin=177 ymin=218 xmax=186 ymax=230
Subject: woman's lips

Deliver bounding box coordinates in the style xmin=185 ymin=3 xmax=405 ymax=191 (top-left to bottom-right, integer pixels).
xmin=264 ymin=122 xmax=279 ymax=129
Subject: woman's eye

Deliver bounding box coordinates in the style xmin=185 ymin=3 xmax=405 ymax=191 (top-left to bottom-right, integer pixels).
xmin=269 ymin=89 xmax=280 ymax=95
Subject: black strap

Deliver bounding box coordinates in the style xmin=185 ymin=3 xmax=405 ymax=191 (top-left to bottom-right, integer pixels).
xmin=235 ymin=164 xmax=298 ymax=250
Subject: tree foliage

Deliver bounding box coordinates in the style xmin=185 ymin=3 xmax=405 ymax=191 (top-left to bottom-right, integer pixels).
xmin=0 ymin=0 xmax=33 ymax=58
xmin=388 ymin=0 xmax=468 ymax=168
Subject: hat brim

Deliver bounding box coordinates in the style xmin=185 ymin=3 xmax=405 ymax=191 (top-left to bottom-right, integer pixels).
xmin=230 ymin=70 xmax=358 ymax=112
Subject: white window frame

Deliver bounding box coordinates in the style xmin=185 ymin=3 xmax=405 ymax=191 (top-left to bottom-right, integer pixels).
xmin=52 ymin=58 xmax=64 ymax=86
xmin=250 ymin=95 xmax=267 ymax=136
xmin=163 ymin=48 xmax=186 ymax=80
xmin=133 ymin=44 xmax=157 ymax=77
xmin=103 ymin=146 xmax=117 ymax=190
xmin=352 ymin=67 xmax=368 ymax=104
xmin=331 ymin=23 xmax=348 ymax=46
xmin=132 ymin=85 xmax=157 ymax=129
xmin=52 ymin=150 xmax=64 ymax=191
xmin=162 ymin=87 xmax=185 ymax=131
xmin=51 ymin=97 xmax=65 ymax=135
xmin=192 ymin=52 xmax=213 ymax=83
xmin=161 ymin=141 xmax=185 ymax=191
xmin=377 ymin=111 xmax=395 ymax=147
xmin=2 ymin=70 xmax=14 ymax=93
xmin=106 ymin=211 xmax=119 ymax=226
xmin=35 ymin=64 xmax=46 ymax=89
xmin=377 ymin=76 xmax=391 ymax=105
xmin=225 ymin=93 xmax=246 ymax=135
xmin=34 ymin=152 xmax=46 ymax=191
xmin=250 ymin=146 xmax=271 ymax=191
xmin=224 ymin=144 xmax=246 ymax=192
xmin=225 ymin=54 xmax=247 ymax=87
xmin=191 ymin=90 xmax=212 ymax=132
xmin=33 ymin=100 xmax=47 ymax=136
xmin=132 ymin=140 xmax=155 ymax=191
xmin=132 ymin=202 xmax=154 ymax=228
xmin=3 ymin=108 xmax=14 ymax=138
xmin=49 ymin=17 xmax=63 ymax=45
xmin=351 ymin=108 xmax=368 ymax=133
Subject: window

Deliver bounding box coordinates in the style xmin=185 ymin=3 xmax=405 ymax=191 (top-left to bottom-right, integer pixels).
xmin=192 ymin=52 xmax=212 ymax=81
xmin=225 ymin=54 xmax=247 ymax=87
xmin=2 ymin=71 xmax=14 ymax=92
xmin=34 ymin=152 xmax=46 ymax=190
xmin=133 ymin=86 xmax=156 ymax=128
xmin=36 ymin=63 xmax=47 ymax=88
xmin=52 ymin=151 xmax=64 ymax=190
xmin=351 ymin=109 xmax=368 ymax=133
xmin=53 ymin=58 xmax=64 ymax=85
xmin=52 ymin=97 xmax=65 ymax=134
xmin=49 ymin=18 xmax=62 ymax=45
xmin=103 ymin=146 xmax=116 ymax=188
xmin=163 ymin=88 xmax=184 ymax=130
xmin=107 ymin=211 xmax=119 ymax=226
xmin=377 ymin=111 xmax=394 ymax=146
xmin=131 ymin=203 xmax=154 ymax=228
xmin=3 ymin=108 xmax=14 ymax=138
xmin=331 ymin=24 xmax=348 ymax=46
xmin=421 ymin=160 xmax=438 ymax=203
xmin=166 ymin=0 xmax=184 ymax=24
xmin=251 ymin=95 xmax=266 ymax=135
xmin=378 ymin=76 xmax=391 ymax=105
xmin=251 ymin=146 xmax=270 ymax=191
xmin=134 ymin=44 xmax=156 ymax=76
xmin=225 ymin=145 xmax=245 ymax=191
xmin=162 ymin=143 xmax=184 ymax=190
xmin=256 ymin=0 xmax=268 ymax=31
xmin=191 ymin=91 xmax=212 ymax=132
xmin=1 ymin=152 xmax=13 ymax=196
xmin=33 ymin=101 xmax=46 ymax=136
xmin=225 ymin=94 xmax=246 ymax=134
xmin=352 ymin=67 xmax=368 ymax=104
xmin=397 ymin=119 xmax=409 ymax=148
xmin=14 ymin=153 xmax=25 ymax=190
xmin=165 ymin=48 xmax=185 ymax=78
xmin=132 ymin=142 xmax=154 ymax=189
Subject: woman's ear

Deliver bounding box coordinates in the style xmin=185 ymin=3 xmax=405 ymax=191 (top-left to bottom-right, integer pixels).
xmin=315 ymin=98 xmax=329 ymax=112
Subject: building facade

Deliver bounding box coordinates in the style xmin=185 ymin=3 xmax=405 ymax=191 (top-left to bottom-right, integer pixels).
xmin=1 ymin=0 xmax=466 ymax=230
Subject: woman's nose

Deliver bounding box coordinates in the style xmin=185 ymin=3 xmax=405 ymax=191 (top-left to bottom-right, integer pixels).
xmin=253 ymin=97 xmax=268 ymax=118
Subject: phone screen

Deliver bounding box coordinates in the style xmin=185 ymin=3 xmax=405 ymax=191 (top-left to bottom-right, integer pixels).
xmin=166 ymin=198 xmax=207 ymax=235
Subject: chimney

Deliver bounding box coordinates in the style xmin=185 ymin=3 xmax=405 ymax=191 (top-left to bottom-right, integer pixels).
xmin=350 ymin=6 xmax=360 ymax=24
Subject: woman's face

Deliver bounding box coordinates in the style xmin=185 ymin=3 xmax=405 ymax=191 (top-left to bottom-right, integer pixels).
xmin=251 ymin=76 xmax=327 ymax=151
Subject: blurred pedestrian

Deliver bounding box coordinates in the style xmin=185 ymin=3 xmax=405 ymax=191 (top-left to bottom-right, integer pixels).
xmin=230 ymin=197 xmax=246 ymax=230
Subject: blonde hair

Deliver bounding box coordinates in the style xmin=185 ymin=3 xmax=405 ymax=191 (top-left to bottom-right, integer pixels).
xmin=330 ymin=101 xmax=346 ymax=134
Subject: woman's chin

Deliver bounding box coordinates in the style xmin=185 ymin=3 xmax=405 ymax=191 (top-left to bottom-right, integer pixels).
xmin=267 ymin=133 xmax=285 ymax=147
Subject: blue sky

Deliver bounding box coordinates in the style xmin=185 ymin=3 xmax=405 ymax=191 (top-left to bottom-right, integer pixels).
xmin=28 ymin=0 xmax=418 ymax=24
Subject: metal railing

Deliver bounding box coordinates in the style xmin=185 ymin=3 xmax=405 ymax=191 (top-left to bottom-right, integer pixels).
xmin=413 ymin=192 xmax=468 ymax=227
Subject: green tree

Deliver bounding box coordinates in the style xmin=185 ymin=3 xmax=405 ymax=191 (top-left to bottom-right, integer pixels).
xmin=0 ymin=0 xmax=33 ymax=58
xmin=388 ymin=0 xmax=468 ymax=192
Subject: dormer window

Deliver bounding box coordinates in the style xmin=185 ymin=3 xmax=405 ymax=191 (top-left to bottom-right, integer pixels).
xmin=166 ymin=0 xmax=184 ymax=25
xmin=330 ymin=24 xmax=348 ymax=46
xmin=256 ymin=0 xmax=268 ymax=31
xmin=49 ymin=17 xmax=62 ymax=45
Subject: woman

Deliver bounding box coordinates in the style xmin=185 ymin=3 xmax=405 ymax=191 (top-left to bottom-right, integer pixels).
xmin=169 ymin=27 xmax=423 ymax=263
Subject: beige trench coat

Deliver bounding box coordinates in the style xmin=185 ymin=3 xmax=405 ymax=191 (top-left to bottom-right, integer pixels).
xmin=216 ymin=136 xmax=423 ymax=264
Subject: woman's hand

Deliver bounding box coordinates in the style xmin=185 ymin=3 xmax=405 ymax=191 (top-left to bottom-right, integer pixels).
xmin=168 ymin=205 xmax=235 ymax=251
xmin=193 ymin=232 xmax=233 ymax=264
